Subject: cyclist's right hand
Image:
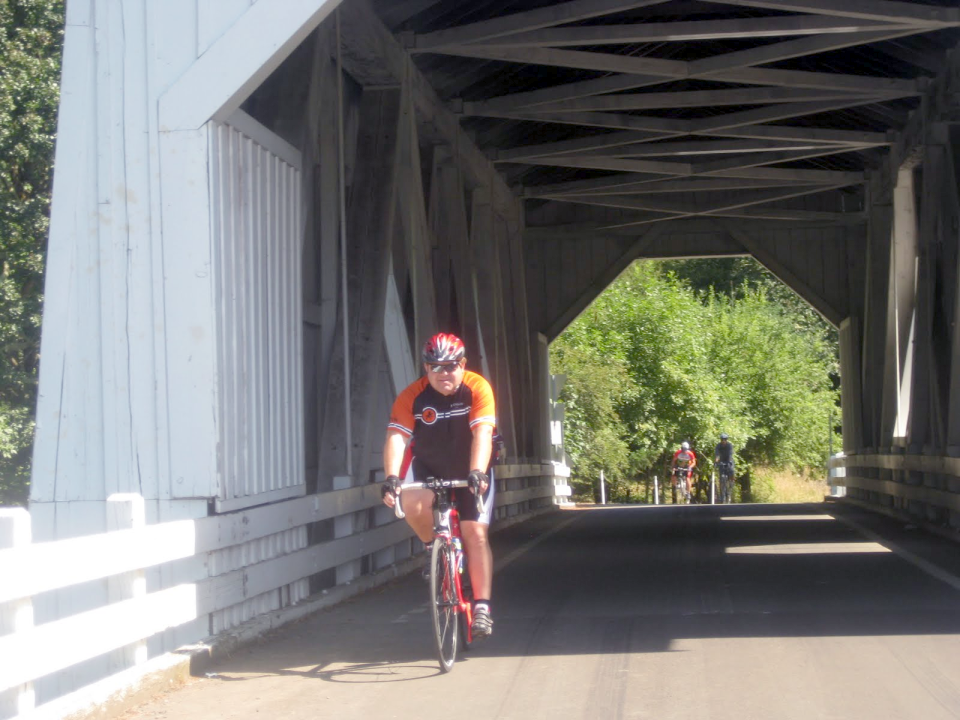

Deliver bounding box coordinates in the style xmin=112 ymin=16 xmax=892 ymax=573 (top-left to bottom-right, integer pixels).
xmin=381 ymin=475 xmax=401 ymax=507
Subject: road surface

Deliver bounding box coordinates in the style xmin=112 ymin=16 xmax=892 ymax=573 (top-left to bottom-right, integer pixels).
xmin=120 ymin=502 xmax=960 ymax=719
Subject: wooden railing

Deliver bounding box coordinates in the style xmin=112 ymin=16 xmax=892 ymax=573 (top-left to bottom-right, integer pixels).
xmin=827 ymin=452 xmax=960 ymax=514
xmin=0 ymin=463 xmax=567 ymax=719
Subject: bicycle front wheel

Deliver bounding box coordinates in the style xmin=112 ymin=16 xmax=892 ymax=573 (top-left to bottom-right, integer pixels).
xmin=430 ymin=538 xmax=458 ymax=672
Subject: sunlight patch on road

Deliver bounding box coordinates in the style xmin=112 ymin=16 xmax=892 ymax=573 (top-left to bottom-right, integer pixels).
xmin=720 ymin=515 xmax=836 ymax=522
xmin=726 ymin=542 xmax=890 ymax=555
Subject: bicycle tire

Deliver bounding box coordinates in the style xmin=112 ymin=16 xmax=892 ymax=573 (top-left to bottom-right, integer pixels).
xmin=430 ymin=538 xmax=458 ymax=672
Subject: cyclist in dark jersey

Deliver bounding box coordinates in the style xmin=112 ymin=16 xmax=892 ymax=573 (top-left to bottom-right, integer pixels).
xmin=381 ymin=333 xmax=497 ymax=639
xmin=714 ymin=433 xmax=735 ymax=476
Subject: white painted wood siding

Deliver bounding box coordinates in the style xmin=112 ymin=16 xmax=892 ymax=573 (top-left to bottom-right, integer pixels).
xmin=210 ymin=112 xmax=305 ymax=512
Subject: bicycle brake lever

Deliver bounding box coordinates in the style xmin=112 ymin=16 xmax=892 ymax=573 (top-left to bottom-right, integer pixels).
xmin=394 ymin=492 xmax=406 ymax=520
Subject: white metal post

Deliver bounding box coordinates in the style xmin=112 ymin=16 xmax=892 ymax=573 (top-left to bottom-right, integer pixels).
xmin=599 ymin=470 xmax=606 ymax=505
xmin=0 ymin=508 xmax=35 ymax=716
xmin=654 ymin=475 xmax=659 ymax=505
xmin=107 ymin=494 xmax=148 ymax=670
xmin=711 ymin=472 xmax=716 ymax=504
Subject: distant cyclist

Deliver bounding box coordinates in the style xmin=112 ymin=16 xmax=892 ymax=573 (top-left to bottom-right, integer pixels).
xmin=670 ymin=441 xmax=697 ymax=499
xmin=380 ymin=333 xmax=497 ymax=640
xmin=714 ymin=433 xmax=736 ymax=502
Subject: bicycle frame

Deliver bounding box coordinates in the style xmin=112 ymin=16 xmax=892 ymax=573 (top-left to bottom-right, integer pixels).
xmin=432 ymin=490 xmax=474 ymax=642
xmin=672 ymin=467 xmax=692 ymax=503
xmin=716 ymin=462 xmax=734 ymax=503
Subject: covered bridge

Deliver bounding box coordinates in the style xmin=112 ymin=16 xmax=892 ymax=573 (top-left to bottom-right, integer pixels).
xmin=8 ymin=0 xmax=960 ymax=715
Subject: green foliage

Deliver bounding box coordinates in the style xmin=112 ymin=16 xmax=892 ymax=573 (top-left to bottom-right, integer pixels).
xmin=0 ymin=0 xmax=64 ymax=505
xmin=551 ymin=260 xmax=839 ymax=500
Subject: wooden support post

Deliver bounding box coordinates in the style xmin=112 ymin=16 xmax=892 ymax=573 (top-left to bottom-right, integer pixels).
xmin=428 ymin=147 xmax=454 ymax=332
xmin=306 ymin=29 xmax=345 ymax=488
xmin=471 ymin=190 xmax=516 ymax=455
xmin=396 ymin=82 xmax=438 ymax=347
xmin=432 ymin=149 xmax=482 ymax=363
xmin=860 ymin=181 xmax=893 ymax=451
xmin=318 ymin=88 xmax=401 ymax=491
xmin=839 ymin=317 xmax=865 ymax=453
xmin=883 ymin=167 xmax=919 ymax=446
xmin=910 ymin=128 xmax=949 ymax=451
xmin=107 ymin=495 xmax=147 ymax=671
xmin=942 ymin=127 xmax=960 ymax=453
xmin=0 ymin=509 xmax=35 ymax=716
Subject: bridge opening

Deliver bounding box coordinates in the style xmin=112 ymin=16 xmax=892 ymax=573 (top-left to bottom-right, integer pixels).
xmin=549 ymin=256 xmax=840 ymax=506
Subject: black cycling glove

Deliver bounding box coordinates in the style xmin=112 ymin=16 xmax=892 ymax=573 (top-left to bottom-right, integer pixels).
xmin=381 ymin=475 xmax=401 ymax=499
xmin=468 ymin=469 xmax=488 ymax=492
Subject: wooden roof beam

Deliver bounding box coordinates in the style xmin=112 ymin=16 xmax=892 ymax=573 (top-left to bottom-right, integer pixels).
xmin=513 ymin=155 xmax=865 ymax=184
xmin=494 ymin=130 xmax=677 ymax=162
xmin=716 ymin=0 xmax=960 ymax=26
xmin=535 ymin=176 xmax=830 ymax=197
xmin=474 ymin=110 xmax=694 ymax=133
xmin=409 ymin=0 xmax=669 ymax=50
xmin=497 ymin=86 xmax=889 ymax=115
xmin=690 ymin=27 xmax=931 ymax=76
xmin=579 ymin=138 xmax=871 ymax=160
xmin=471 ymin=14 xmax=905 ymax=47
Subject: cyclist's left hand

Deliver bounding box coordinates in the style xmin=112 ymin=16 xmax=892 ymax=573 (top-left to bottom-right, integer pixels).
xmin=468 ymin=469 xmax=489 ymax=495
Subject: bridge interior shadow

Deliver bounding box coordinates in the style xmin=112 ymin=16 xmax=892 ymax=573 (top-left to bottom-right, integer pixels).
xmin=195 ymin=503 xmax=960 ymax=683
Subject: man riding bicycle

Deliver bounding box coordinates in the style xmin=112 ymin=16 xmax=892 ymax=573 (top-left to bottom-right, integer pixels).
xmin=670 ymin=441 xmax=697 ymax=499
xmin=380 ymin=333 xmax=496 ymax=640
xmin=714 ymin=433 xmax=736 ymax=502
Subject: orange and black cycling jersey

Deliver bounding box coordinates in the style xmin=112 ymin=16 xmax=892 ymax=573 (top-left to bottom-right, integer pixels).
xmin=388 ymin=370 xmax=496 ymax=481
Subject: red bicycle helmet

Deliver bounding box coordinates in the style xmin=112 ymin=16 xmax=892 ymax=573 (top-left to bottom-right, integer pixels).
xmin=423 ymin=333 xmax=465 ymax=363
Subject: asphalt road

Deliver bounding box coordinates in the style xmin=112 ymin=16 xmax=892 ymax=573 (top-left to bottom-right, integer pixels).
xmin=120 ymin=502 xmax=960 ymax=720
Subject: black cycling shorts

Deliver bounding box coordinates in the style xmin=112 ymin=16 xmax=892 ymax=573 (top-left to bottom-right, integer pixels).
xmin=401 ymin=465 xmax=496 ymax=524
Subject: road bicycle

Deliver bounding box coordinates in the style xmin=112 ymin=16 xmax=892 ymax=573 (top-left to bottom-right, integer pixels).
xmin=716 ymin=461 xmax=734 ymax=504
xmin=393 ymin=476 xmax=484 ymax=672
xmin=672 ymin=467 xmax=691 ymax=504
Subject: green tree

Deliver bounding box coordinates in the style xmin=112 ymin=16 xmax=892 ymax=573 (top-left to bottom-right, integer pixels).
xmin=0 ymin=0 xmax=64 ymax=506
xmin=551 ymin=260 xmax=838 ymax=502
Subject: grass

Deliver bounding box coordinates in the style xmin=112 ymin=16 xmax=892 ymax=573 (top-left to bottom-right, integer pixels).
xmin=749 ymin=467 xmax=828 ymax=504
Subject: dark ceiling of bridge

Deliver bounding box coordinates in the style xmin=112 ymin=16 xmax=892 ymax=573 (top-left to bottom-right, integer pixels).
xmin=372 ymin=0 xmax=960 ymax=226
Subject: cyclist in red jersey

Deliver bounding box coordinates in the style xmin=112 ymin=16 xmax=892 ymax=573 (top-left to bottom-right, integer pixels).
xmin=671 ymin=441 xmax=697 ymax=497
xmin=381 ymin=333 xmax=497 ymax=639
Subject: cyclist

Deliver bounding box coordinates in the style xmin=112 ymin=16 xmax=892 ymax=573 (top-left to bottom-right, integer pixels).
xmin=714 ymin=433 xmax=736 ymax=502
xmin=671 ymin=441 xmax=697 ymax=500
xmin=380 ymin=333 xmax=497 ymax=640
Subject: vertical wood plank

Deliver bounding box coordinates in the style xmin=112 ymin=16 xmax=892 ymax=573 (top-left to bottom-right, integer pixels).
xmin=106 ymin=495 xmax=147 ymax=671
xmin=0 ymin=509 xmax=35 ymax=716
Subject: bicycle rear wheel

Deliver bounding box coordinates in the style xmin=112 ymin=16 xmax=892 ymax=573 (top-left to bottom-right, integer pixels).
xmin=430 ymin=538 xmax=458 ymax=672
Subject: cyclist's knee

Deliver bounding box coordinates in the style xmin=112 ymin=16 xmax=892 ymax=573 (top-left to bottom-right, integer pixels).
xmin=460 ymin=523 xmax=490 ymax=554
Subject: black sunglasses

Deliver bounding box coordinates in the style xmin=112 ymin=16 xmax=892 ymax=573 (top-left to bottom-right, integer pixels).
xmin=428 ymin=362 xmax=461 ymax=374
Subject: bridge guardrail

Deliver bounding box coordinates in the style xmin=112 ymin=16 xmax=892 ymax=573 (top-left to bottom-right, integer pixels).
xmin=827 ymin=452 xmax=960 ymax=515
xmin=0 ymin=463 xmax=567 ymax=718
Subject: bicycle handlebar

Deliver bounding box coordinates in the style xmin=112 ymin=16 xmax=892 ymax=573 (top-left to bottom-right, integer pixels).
xmin=392 ymin=478 xmax=485 ymax=520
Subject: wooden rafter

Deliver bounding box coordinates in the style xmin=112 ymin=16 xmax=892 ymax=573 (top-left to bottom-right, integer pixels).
xmin=466 ymin=15 xmax=906 ymax=48
xmin=411 ymin=0 xmax=670 ymax=50
xmin=715 ymin=0 xmax=960 ymax=26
